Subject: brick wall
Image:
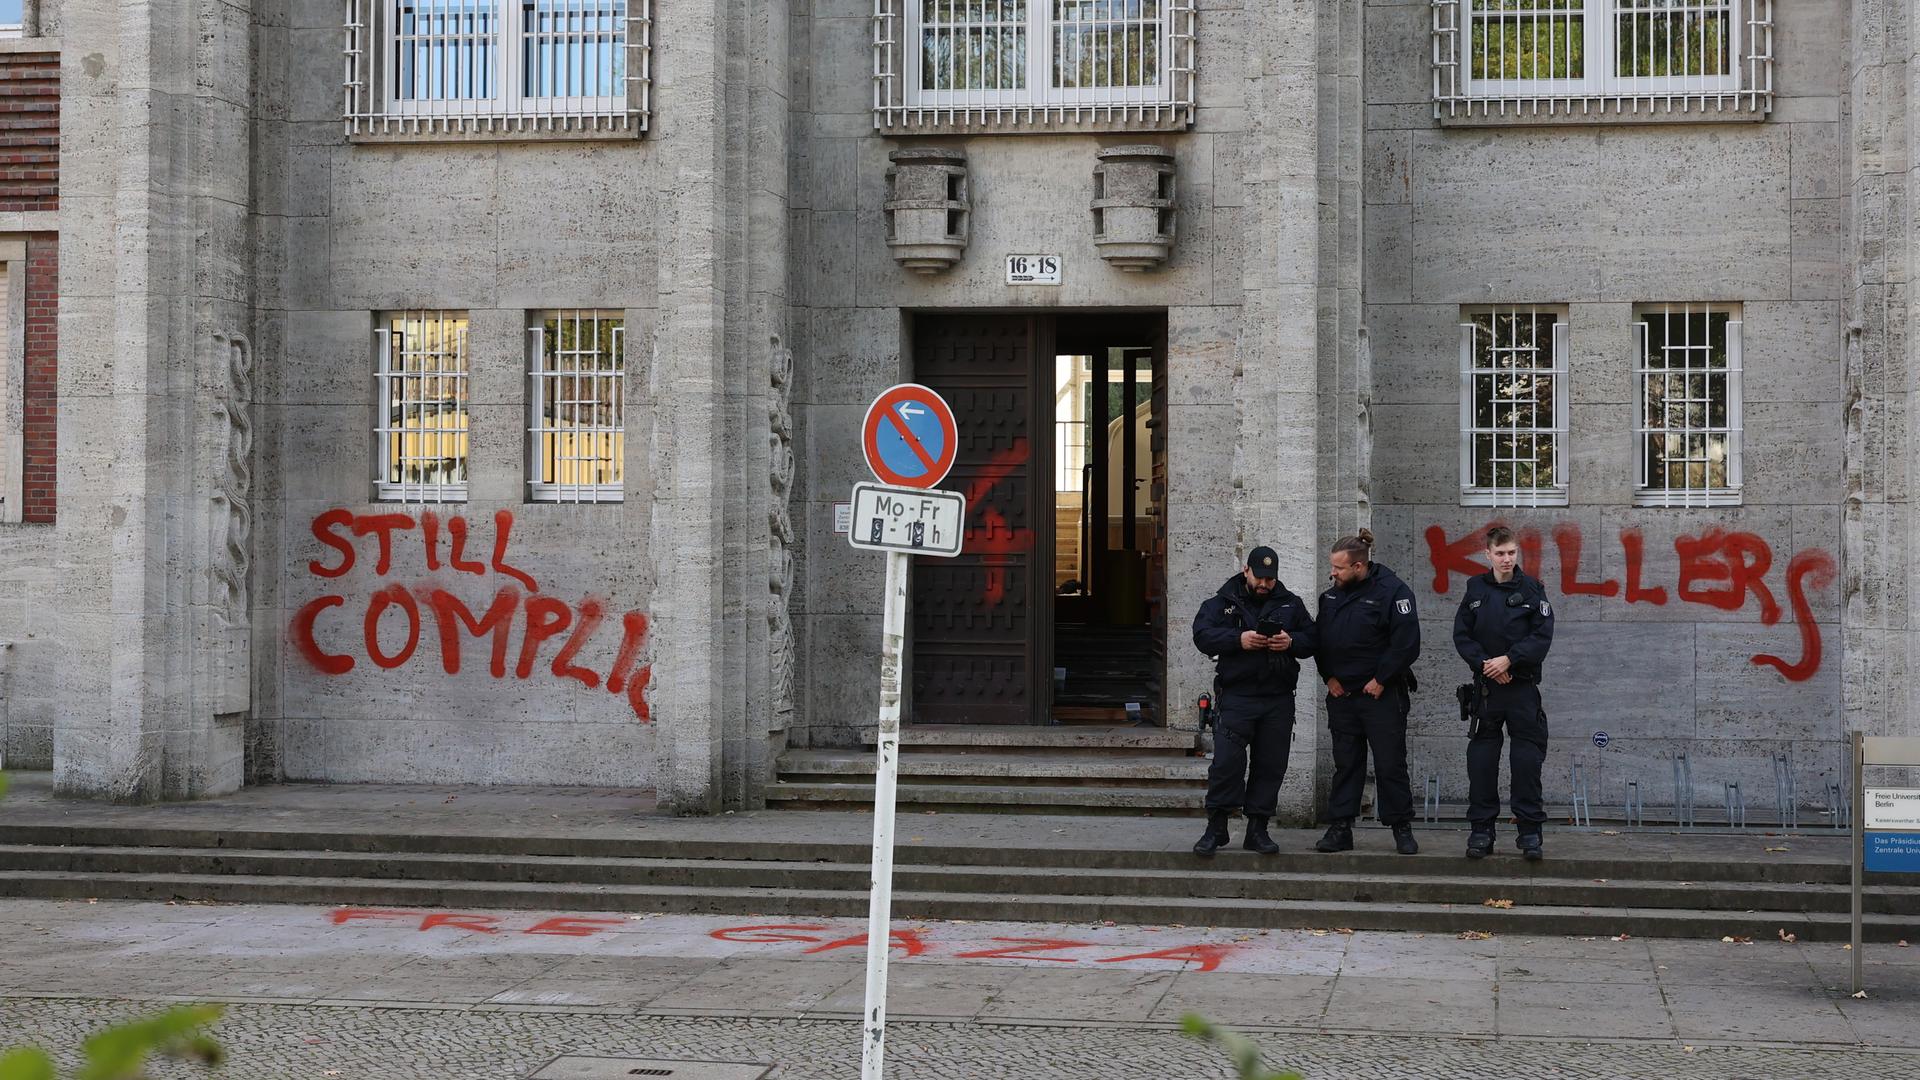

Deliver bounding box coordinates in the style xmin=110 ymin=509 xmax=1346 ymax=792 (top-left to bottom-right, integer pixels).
xmin=21 ymin=234 xmax=54 ymax=522
xmin=0 ymin=52 xmax=57 ymax=212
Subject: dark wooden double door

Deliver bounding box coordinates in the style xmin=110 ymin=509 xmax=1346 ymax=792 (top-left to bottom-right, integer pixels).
xmin=908 ymin=313 xmax=1167 ymax=726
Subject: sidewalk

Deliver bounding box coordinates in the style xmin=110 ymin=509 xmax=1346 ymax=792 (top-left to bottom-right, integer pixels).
xmin=0 ymin=897 xmax=1916 ymax=1078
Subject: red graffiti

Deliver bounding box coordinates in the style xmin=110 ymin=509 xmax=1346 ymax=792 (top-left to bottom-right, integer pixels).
xmin=962 ymin=438 xmax=1036 ymax=608
xmin=802 ymin=930 xmax=930 ymax=958
xmin=331 ymin=909 xmax=624 ymax=938
xmin=702 ymin=922 xmax=1243 ymax=971
xmin=291 ymin=509 xmax=653 ymax=722
xmin=306 ymin=509 xmax=541 ymax=590
xmin=1425 ymin=521 xmax=1834 ymax=682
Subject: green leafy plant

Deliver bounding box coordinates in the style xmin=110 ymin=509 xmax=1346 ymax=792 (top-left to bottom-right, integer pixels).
xmin=1179 ymin=1014 xmax=1304 ymax=1080
xmin=0 ymin=774 xmax=223 ymax=1080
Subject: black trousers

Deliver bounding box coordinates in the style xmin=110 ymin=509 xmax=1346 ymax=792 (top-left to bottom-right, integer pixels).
xmin=1326 ymin=686 xmax=1413 ymax=826
xmin=1205 ymin=693 xmax=1295 ymax=818
xmin=1468 ymin=680 xmax=1549 ymax=830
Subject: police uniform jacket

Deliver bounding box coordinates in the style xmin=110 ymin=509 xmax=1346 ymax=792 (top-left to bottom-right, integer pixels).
xmin=1452 ymin=570 xmax=1555 ymax=683
xmin=1313 ymin=561 xmax=1421 ymax=688
xmin=1192 ymin=575 xmax=1317 ymax=696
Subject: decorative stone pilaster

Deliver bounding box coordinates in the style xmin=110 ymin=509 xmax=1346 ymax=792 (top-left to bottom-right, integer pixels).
xmin=1092 ymin=146 xmax=1176 ymax=271
xmin=884 ymin=148 xmax=969 ymax=274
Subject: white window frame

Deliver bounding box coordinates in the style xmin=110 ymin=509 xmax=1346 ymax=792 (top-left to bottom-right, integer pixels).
xmin=875 ymin=0 xmax=1196 ymax=130
xmin=346 ymin=0 xmax=653 ymax=136
xmin=375 ymin=310 xmax=472 ymax=504
xmin=1634 ymin=303 xmax=1743 ymax=509
xmin=0 ymin=241 xmax=25 ymax=524
xmin=1458 ymin=306 xmax=1570 ymax=508
xmin=1431 ymin=0 xmax=1772 ymax=119
xmin=526 ymin=310 xmax=626 ymax=504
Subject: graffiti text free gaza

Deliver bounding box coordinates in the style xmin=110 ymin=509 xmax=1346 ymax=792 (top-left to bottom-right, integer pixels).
xmin=290 ymin=508 xmax=652 ymax=721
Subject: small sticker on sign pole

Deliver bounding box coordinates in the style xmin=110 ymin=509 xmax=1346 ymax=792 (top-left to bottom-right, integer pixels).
xmin=1593 ymin=731 xmax=1611 ymax=750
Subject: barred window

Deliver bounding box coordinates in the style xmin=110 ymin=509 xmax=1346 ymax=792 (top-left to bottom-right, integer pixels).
xmin=1635 ymin=304 xmax=1742 ymax=507
xmin=875 ymin=0 xmax=1195 ymax=130
xmin=346 ymin=0 xmax=652 ymax=137
xmin=1459 ymin=307 xmax=1569 ymax=508
xmin=528 ymin=311 xmax=625 ymax=503
xmin=375 ymin=311 xmax=471 ymax=503
xmin=1432 ymin=0 xmax=1772 ymax=119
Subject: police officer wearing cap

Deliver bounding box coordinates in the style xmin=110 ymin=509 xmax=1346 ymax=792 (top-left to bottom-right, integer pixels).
xmin=1313 ymin=529 xmax=1422 ymax=855
xmin=1189 ymin=545 xmax=1317 ymax=856
xmin=1453 ymin=525 xmax=1556 ymax=861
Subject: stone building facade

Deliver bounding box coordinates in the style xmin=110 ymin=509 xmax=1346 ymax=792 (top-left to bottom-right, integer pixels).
xmin=0 ymin=0 xmax=1908 ymax=823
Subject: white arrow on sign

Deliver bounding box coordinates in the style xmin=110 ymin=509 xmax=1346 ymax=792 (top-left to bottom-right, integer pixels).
xmin=898 ymin=404 xmax=925 ymax=418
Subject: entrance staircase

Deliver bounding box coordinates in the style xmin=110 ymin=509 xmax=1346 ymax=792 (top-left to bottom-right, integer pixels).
xmin=767 ymin=724 xmax=1209 ymax=814
xmin=0 ymin=815 xmax=1913 ymax=942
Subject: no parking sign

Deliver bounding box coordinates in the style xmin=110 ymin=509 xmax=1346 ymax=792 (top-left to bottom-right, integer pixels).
xmin=861 ymin=383 xmax=958 ymax=489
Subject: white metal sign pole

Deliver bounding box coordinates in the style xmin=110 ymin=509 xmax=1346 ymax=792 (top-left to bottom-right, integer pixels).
xmin=1851 ymin=730 xmax=1864 ymax=994
xmin=861 ymin=548 xmax=911 ymax=1080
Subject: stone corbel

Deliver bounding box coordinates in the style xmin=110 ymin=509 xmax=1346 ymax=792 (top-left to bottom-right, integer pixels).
xmin=884 ymin=148 xmax=969 ymax=275
xmin=1092 ymin=146 xmax=1177 ymax=272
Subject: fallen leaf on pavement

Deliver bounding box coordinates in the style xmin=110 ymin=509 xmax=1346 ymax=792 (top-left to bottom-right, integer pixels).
xmin=1600 ymin=829 xmax=1619 ymax=836
xmin=1778 ymin=929 xmax=1798 ymax=943
xmin=1852 ymin=990 xmax=1869 ymax=999
xmin=1722 ymin=935 xmax=1753 ymax=944
xmin=1900 ymin=940 xmax=1911 ymax=948
xmin=1764 ymin=846 xmax=1789 ymax=853
xmin=1484 ymin=898 xmax=1515 ymax=909
xmin=1682 ymin=1046 xmax=1695 ymax=1054
xmin=1458 ymin=930 xmax=1493 ymax=941
xmin=1334 ymin=927 xmax=1355 ymax=935
xmin=1843 ymin=944 xmax=1853 ymax=950
xmin=1611 ymin=933 xmax=1633 ymax=942
xmin=1592 ymin=879 xmax=1608 ymax=884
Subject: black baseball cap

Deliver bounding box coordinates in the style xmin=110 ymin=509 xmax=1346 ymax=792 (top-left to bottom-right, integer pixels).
xmin=1246 ymin=546 xmax=1281 ymax=580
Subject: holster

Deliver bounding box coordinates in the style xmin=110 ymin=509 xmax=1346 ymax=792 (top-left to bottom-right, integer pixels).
xmin=1457 ymin=681 xmax=1490 ymax=737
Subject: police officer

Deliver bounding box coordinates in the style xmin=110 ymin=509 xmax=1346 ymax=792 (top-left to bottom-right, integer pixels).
xmin=1313 ymin=530 xmax=1422 ymax=855
xmin=1452 ymin=525 xmax=1556 ymax=861
xmin=1190 ymin=546 xmax=1317 ymax=856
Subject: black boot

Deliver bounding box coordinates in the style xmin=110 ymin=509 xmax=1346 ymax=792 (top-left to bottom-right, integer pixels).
xmin=1391 ymin=822 xmax=1420 ymax=855
xmin=1516 ymin=828 xmax=1543 ymax=862
xmin=1243 ymin=816 xmax=1280 ymax=855
xmin=1314 ymin=819 xmax=1354 ymax=853
xmin=1466 ymin=825 xmax=1495 ymax=860
xmin=1193 ymin=812 xmax=1231 ymax=856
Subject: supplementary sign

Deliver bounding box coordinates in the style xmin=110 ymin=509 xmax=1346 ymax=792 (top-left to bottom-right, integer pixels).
xmin=861 ymin=383 xmax=959 ymax=489
xmin=847 ymin=482 xmax=965 ymax=557
xmin=1006 ymin=254 xmax=1062 ymax=285
xmin=1865 ymin=788 xmax=1920 ymax=873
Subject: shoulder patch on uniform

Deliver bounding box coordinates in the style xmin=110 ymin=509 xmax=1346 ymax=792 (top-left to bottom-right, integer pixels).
xmin=1539 ymin=600 xmax=1550 ymax=617
xmin=1469 ymin=599 xmax=1481 ymax=610
xmin=1396 ymin=598 xmax=1412 ymax=615
xmin=1224 ymin=605 xmax=1236 ymax=616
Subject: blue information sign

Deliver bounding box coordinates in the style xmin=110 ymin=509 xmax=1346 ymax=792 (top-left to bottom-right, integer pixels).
xmin=1865 ymin=831 xmax=1920 ymax=874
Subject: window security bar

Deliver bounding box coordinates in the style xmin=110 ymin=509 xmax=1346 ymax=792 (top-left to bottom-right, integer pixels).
xmin=527 ymin=311 xmax=626 ymax=504
xmin=1431 ymin=0 xmax=1771 ymax=120
xmin=1458 ymin=307 xmax=1569 ymax=508
xmin=874 ymin=0 xmax=1196 ymax=130
xmin=375 ymin=311 xmax=471 ymax=503
xmin=346 ymin=0 xmax=652 ymax=136
xmin=1633 ymin=304 xmax=1742 ymax=508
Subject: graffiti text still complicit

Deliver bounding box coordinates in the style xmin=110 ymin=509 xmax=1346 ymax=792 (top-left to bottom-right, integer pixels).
xmin=291 ymin=509 xmax=652 ymax=721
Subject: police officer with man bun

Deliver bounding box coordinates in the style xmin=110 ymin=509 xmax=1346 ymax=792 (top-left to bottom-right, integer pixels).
xmin=1190 ymin=545 xmax=1317 ymax=856
xmin=1313 ymin=529 xmax=1422 ymax=856
xmin=1452 ymin=525 xmax=1556 ymax=861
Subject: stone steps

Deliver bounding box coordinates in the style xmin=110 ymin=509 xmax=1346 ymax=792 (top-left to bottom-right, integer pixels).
xmin=776 ymin=749 xmax=1209 ymax=783
xmin=0 ymin=866 xmax=1909 ymax=942
xmin=764 ymin=780 xmax=1201 ymax=813
xmin=856 ymin=724 xmax=1195 ymax=750
xmin=0 ymin=843 xmax=1906 ymax=915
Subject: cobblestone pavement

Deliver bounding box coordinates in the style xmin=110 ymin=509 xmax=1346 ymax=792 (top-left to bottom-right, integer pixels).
xmin=4 ymin=998 xmax=1918 ymax=1080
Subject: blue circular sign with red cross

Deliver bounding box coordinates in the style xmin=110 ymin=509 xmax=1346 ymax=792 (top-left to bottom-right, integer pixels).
xmin=862 ymin=383 xmax=958 ymax=489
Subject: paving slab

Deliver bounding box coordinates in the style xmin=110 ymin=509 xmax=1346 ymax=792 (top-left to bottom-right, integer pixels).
xmin=1323 ymin=975 xmax=1497 ymax=1036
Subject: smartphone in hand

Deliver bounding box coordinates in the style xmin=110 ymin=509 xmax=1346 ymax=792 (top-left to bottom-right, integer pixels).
xmin=1256 ymin=618 xmax=1286 ymax=638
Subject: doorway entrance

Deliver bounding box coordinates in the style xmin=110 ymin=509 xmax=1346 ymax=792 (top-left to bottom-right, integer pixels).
xmin=907 ymin=312 xmax=1167 ymax=727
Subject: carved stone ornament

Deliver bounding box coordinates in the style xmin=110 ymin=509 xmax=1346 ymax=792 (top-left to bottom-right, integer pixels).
xmin=210 ymin=332 xmax=254 ymax=628
xmin=884 ymin=147 xmax=969 ymax=275
xmin=1091 ymin=145 xmax=1177 ymax=271
xmin=768 ymin=336 xmax=797 ymax=731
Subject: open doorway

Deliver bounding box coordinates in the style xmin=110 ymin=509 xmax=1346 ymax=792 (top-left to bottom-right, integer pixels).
xmin=908 ymin=312 xmax=1166 ymax=728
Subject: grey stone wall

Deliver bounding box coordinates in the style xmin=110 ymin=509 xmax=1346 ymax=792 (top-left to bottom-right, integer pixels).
xmin=1362 ymin=0 xmax=1854 ymax=812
